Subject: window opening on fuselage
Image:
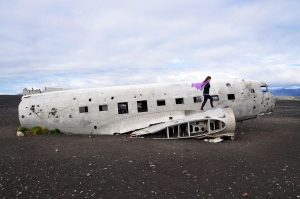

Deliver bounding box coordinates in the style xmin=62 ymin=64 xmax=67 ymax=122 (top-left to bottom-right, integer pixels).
xmin=193 ymin=96 xmax=202 ymax=103
xmin=227 ymin=94 xmax=235 ymax=100
xmin=99 ymin=105 xmax=108 ymax=111
xmin=175 ymin=98 xmax=184 ymax=104
xmin=79 ymin=106 xmax=88 ymax=113
xmin=137 ymin=100 xmax=148 ymax=112
xmin=260 ymin=86 xmax=268 ymax=93
xmin=118 ymin=102 xmax=128 ymax=114
xmin=157 ymin=99 xmax=166 ymax=106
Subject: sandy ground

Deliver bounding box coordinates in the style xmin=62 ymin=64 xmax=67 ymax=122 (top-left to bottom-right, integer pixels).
xmin=0 ymin=95 xmax=299 ymax=199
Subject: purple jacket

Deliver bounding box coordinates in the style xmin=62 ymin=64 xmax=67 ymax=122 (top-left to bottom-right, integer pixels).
xmin=191 ymin=81 xmax=208 ymax=91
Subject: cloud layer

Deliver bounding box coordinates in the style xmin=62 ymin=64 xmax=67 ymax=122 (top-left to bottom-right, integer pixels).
xmin=0 ymin=0 xmax=299 ymax=93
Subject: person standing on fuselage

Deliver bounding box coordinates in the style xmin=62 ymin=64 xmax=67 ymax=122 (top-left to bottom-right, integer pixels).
xmin=201 ymin=76 xmax=214 ymax=110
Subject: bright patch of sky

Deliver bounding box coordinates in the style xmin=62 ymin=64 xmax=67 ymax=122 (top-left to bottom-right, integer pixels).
xmin=0 ymin=0 xmax=299 ymax=94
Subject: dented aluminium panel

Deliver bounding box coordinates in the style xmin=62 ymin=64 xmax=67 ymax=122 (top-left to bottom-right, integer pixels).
xmin=18 ymin=79 xmax=275 ymax=139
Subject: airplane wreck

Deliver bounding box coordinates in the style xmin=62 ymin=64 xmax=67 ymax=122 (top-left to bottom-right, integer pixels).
xmin=18 ymin=79 xmax=275 ymax=140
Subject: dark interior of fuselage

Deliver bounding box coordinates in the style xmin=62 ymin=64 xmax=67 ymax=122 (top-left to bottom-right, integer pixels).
xmin=142 ymin=120 xmax=225 ymax=139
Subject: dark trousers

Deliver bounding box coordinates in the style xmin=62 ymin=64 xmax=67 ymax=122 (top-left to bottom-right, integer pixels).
xmin=201 ymin=95 xmax=213 ymax=110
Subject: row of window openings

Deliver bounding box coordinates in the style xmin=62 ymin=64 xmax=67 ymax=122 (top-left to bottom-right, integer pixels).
xmin=80 ymin=97 xmax=202 ymax=114
xmin=79 ymin=94 xmax=235 ymax=114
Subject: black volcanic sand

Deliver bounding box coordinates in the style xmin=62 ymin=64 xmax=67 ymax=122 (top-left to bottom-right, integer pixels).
xmin=0 ymin=95 xmax=299 ymax=198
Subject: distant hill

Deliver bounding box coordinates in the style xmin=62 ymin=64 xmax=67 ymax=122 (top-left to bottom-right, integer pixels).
xmin=269 ymin=88 xmax=300 ymax=96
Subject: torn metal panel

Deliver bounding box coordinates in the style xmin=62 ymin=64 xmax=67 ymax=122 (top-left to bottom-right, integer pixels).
xmin=204 ymin=137 xmax=224 ymax=143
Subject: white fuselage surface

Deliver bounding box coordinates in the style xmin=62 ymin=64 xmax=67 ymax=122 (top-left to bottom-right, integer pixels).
xmin=19 ymin=80 xmax=275 ymax=135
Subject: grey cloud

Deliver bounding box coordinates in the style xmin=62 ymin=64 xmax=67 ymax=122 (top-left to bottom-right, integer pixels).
xmin=0 ymin=0 xmax=299 ymax=93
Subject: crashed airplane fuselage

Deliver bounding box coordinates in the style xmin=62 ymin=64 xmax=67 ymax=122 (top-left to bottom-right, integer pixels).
xmin=18 ymin=80 xmax=275 ymax=139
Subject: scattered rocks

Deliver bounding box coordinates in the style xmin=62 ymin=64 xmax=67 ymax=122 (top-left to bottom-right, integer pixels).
xmin=0 ymin=100 xmax=299 ymax=198
xmin=149 ymin=162 xmax=155 ymax=168
xmin=150 ymin=190 xmax=157 ymax=195
xmin=16 ymin=131 xmax=24 ymax=137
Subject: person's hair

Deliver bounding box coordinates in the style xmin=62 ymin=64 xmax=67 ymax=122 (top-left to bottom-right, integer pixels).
xmin=203 ymin=76 xmax=211 ymax=82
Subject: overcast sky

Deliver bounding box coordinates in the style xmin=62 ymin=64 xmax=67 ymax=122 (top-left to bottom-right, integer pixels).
xmin=0 ymin=0 xmax=299 ymax=94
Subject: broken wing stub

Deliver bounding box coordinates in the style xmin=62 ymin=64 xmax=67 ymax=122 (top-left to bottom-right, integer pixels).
xmin=130 ymin=107 xmax=236 ymax=140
